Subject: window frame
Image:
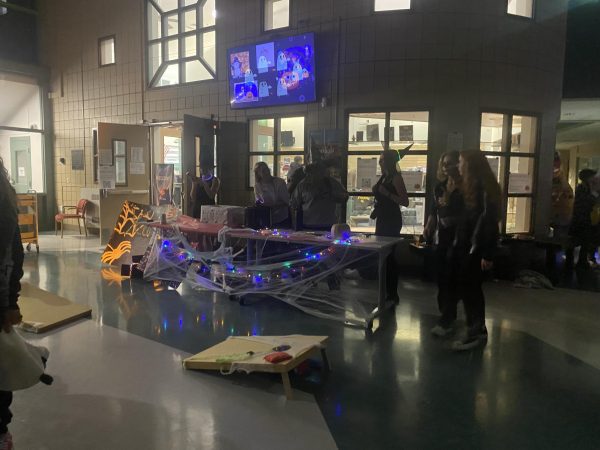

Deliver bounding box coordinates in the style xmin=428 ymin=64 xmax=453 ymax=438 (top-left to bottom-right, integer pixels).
xmin=372 ymin=0 xmax=412 ymax=14
xmin=145 ymin=0 xmax=217 ymax=88
xmin=479 ymin=110 xmax=541 ymax=235
xmin=262 ymin=0 xmax=291 ymax=33
xmin=112 ymin=138 xmax=128 ymax=187
xmin=346 ymin=109 xmax=431 ymax=236
xmin=506 ymin=0 xmax=535 ymax=20
xmin=247 ymin=114 xmax=306 ymax=189
xmin=98 ymin=35 xmax=116 ymax=68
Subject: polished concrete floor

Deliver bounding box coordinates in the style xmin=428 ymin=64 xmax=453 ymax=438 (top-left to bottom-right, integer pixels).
xmin=12 ymin=234 xmax=600 ymax=449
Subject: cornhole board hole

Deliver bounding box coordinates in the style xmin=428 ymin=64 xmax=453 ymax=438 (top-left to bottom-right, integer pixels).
xmin=17 ymin=283 xmax=92 ymax=333
xmin=183 ymin=335 xmax=329 ymax=400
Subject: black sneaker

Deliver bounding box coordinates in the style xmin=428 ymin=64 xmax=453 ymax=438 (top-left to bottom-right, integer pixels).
xmin=452 ymin=326 xmax=488 ymax=351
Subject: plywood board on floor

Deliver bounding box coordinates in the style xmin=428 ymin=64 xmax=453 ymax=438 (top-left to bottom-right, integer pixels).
xmin=17 ymin=283 xmax=92 ymax=333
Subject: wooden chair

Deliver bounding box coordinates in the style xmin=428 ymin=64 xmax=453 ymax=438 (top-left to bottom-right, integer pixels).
xmin=55 ymin=199 xmax=89 ymax=238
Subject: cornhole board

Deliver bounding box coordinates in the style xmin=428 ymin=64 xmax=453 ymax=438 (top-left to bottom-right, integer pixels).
xmin=17 ymin=283 xmax=92 ymax=333
xmin=183 ymin=335 xmax=329 ymax=400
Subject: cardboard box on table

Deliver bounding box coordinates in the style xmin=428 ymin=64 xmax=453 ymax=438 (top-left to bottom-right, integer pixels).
xmin=200 ymin=205 xmax=245 ymax=227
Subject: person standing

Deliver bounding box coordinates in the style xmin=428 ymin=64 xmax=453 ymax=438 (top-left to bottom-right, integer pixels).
xmin=253 ymin=162 xmax=290 ymax=228
xmin=451 ymin=150 xmax=501 ymax=351
xmin=291 ymin=163 xmax=348 ymax=231
xmin=568 ymin=169 xmax=599 ymax=268
xmin=0 ymin=157 xmax=24 ymax=450
xmin=371 ymin=150 xmax=409 ymax=303
xmin=187 ymin=164 xmax=220 ymax=219
xmin=424 ymin=151 xmax=464 ymax=337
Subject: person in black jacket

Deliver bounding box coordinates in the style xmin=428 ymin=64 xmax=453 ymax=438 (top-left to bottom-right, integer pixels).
xmin=424 ymin=151 xmax=464 ymax=337
xmin=567 ymin=169 xmax=598 ymax=268
xmin=0 ymin=157 xmax=24 ymax=449
xmin=451 ymin=150 xmax=501 ymax=351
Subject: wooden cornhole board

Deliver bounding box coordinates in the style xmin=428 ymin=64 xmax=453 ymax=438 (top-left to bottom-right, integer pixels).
xmin=183 ymin=335 xmax=329 ymax=400
xmin=17 ymin=283 xmax=92 ymax=333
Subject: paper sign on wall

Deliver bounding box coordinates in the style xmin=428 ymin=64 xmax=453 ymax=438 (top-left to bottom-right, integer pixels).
xmin=508 ymin=173 xmax=532 ymax=194
xmin=131 ymin=147 xmax=144 ymax=163
xmin=130 ymin=162 xmax=145 ymax=175
xmin=71 ymin=149 xmax=84 ymax=171
xmin=99 ymin=166 xmax=116 ymax=190
xmin=356 ymin=158 xmax=378 ymax=190
xmin=402 ymin=170 xmax=424 ymax=192
xmin=99 ymin=148 xmax=113 ymax=166
xmin=447 ymin=132 xmax=463 ymax=152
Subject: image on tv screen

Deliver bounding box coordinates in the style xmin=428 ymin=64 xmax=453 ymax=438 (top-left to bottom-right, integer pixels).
xmin=228 ymin=33 xmax=316 ymax=109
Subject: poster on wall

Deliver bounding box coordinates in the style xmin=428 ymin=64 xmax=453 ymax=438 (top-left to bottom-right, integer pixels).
xmin=402 ymin=170 xmax=425 ymax=192
xmin=399 ymin=125 xmax=414 ymax=142
xmin=357 ymin=158 xmax=378 ymax=191
xmin=71 ymin=149 xmax=84 ymax=171
xmin=309 ymin=129 xmax=344 ymax=181
xmin=508 ymin=173 xmax=532 ymax=194
xmin=152 ymin=164 xmax=174 ymax=206
xmin=99 ymin=166 xmax=116 ymax=190
xmin=99 ymin=148 xmax=113 ymax=166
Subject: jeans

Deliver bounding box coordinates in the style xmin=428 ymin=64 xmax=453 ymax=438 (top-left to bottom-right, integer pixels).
xmin=458 ymin=252 xmax=486 ymax=331
xmin=436 ymin=246 xmax=459 ymax=327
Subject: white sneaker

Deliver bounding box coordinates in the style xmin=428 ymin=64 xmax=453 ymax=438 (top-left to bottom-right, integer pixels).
xmin=430 ymin=324 xmax=454 ymax=337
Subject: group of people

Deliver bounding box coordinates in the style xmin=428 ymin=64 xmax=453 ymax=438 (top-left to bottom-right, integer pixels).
xmin=550 ymin=152 xmax=600 ymax=269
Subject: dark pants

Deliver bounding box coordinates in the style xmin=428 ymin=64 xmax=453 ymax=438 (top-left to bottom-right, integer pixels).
xmin=0 ymin=391 xmax=12 ymax=434
xmin=457 ymin=252 xmax=486 ymax=331
xmin=436 ymin=246 xmax=459 ymax=327
xmin=376 ymin=218 xmax=402 ymax=301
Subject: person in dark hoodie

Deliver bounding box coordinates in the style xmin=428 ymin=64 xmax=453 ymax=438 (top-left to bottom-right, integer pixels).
xmin=568 ymin=168 xmax=598 ymax=268
xmin=0 ymin=157 xmax=24 ymax=450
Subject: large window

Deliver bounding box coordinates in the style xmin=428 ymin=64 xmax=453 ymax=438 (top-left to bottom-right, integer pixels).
xmin=146 ymin=0 xmax=216 ymax=87
xmin=480 ymin=112 xmax=538 ymax=234
xmin=374 ymin=0 xmax=411 ymax=12
xmin=347 ymin=111 xmax=429 ymax=235
xmin=0 ymin=72 xmax=46 ymax=193
xmin=264 ymin=0 xmax=289 ymax=31
xmin=249 ymin=116 xmax=304 ymax=187
xmin=507 ymin=0 xmax=533 ymax=18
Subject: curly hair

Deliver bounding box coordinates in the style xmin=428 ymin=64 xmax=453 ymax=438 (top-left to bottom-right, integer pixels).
xmin=459 ymin=150 xmax=501 ymax=212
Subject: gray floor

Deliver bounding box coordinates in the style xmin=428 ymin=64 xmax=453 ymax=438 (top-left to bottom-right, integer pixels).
xmin=12 ymin=234 xmax=600 ymax=449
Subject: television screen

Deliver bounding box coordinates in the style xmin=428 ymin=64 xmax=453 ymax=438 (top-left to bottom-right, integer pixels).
xmin=228 ymin=33 xmax=316 ymax=109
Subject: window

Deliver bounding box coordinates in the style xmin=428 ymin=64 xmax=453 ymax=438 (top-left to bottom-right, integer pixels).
xmin=480 ymin=112 xmax=539 ymax=234
xmin=264 ymin=0 xmax=289 ymax=31
xmin=507 ymin=0 xmax=534 ymax=18
xmin=347 ymin=111 xmax=429 ymax=235
xmin=374 ymin=0 xmax=411 ymax=12
xmin=146 ymin=0 xmax=216 ymax=87
xmin=113 ymin=139 xmax=128 ymax=186
xmin=249 ymin=116 xmax=304 ymax=187
xmin=98 ymin=36 xmax=116 ymax=67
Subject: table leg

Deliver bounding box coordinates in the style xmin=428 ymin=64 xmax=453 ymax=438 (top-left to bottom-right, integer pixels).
xmin=320 ymin=348 xmax=331 ymax=372
xmin=364 ymin=246 xmax=396 ymax=330
xmin=281 ymin=371 xmax=293 ymax=400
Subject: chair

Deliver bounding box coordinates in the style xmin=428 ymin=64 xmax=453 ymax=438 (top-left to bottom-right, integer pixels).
xmin=55 ymin=199 xmax=89 ymax=238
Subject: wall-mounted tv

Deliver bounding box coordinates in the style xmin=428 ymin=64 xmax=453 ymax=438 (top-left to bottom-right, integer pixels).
xmin=228 ymin=33 xmax=316 ymax=109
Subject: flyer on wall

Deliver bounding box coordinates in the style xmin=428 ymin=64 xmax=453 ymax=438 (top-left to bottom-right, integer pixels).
xmin=309 ymin=129 xmax=345 ymax=182
xmin=152 ymin=164 xmax=174 ymax=206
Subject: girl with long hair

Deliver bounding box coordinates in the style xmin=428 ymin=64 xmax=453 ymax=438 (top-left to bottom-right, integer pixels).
xmin=0 ymin=157 xmax=24 ymax=449
xmin=291 ymin=163 xmax=348 ymax=231
xmin=451 ymin=150 xmax=501 ymax=351
xmin=424 ymin=151 xmax=464 ymax=337
xmin=253 ymin=161 xmax=290 ymax=228
xmin=371 ymin=150 xmax=409 ymax=303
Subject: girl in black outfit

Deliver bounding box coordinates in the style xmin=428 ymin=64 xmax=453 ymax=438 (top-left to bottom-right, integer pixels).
xmin=187 ymin=164 xmax=220 ymax=219
xmin=372 ymin=150 xmax=409 ymax=302
xmin=424 ymin=151 xmax=464 ymax=337
xmin=0 ymin=158 xmax=24 ymax=449
xmin=451 ymin=150 xmax=501 ymax=351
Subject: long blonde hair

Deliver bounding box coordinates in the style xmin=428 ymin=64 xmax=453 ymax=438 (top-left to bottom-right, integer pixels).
xmin=459 ymin=150 xmax=501 ymax=212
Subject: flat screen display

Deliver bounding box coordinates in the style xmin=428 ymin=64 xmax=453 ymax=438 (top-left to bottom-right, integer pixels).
xmin=228 ymin=33 xmax=316 ymax=109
